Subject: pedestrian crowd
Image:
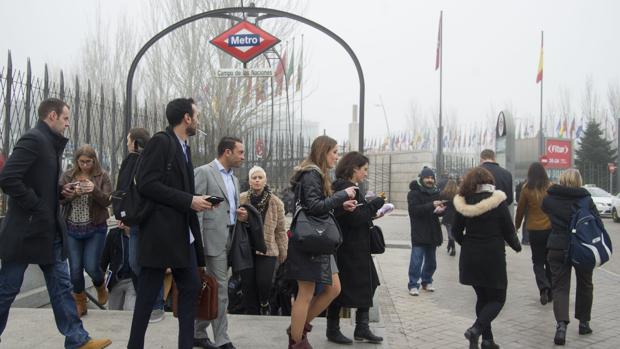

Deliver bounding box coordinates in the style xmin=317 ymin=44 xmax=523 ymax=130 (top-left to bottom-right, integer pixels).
xmin=0 ymin=98 xmax=611 ymax=349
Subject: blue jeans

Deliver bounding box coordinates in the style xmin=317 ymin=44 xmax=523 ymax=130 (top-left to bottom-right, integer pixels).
xmin=66 ymin=227 xmax=107 ymax=293
xmin=408 ymin=245 xmax=437 ymax=289
xmin=0 ymin=240 xmax=91 ymax=348
xmin=129 ymin=226 xmax=164 ymax=311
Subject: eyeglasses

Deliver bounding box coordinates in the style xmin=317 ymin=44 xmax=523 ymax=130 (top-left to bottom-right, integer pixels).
xmin=78 ymin=159 xmax=94 ymax=165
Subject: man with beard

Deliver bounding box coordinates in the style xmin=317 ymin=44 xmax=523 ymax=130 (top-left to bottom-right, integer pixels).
xmin=127 ymin=98 xmax=211 ymax=349
xmin=193 ymin=137 xmax=247 ymax=349
xmin=407 ymin=167 xmax=444 ymax=296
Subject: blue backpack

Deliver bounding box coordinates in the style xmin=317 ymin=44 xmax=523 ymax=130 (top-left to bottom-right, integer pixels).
xmin=568 ymin=197 xmax=613 ymax=271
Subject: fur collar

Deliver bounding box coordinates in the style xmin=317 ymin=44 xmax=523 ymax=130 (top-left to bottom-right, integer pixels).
xmin=453 ymin=190 xmax=507 ymax=217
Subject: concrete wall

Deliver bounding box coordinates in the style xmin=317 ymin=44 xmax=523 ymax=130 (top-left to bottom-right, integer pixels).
xmin=367 ymin=151 xmax=434 ymax=210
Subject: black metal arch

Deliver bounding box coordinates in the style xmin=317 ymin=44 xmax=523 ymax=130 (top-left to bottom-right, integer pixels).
xmin=125 ymin=7 xmax=365 ymax=156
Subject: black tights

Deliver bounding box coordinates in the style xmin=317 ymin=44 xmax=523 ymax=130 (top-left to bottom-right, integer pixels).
xmin=472 ymin=286 xmax=507 ymax=340
xmin=240 ymin=255 xmax=277 ymax=315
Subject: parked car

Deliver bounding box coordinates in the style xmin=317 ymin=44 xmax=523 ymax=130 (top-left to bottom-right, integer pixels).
xmin=583 ymin=184 xmax=613 ymax=218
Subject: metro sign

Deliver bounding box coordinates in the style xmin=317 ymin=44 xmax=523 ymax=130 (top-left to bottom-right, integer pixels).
xmin=210 ymin=21 xmax=280 ymax=63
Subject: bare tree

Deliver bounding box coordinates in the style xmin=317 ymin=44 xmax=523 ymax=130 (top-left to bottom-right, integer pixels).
xmin=582 ymin=76 xmax=601 ymax=123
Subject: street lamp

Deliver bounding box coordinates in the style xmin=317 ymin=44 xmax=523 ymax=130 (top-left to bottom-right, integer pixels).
xmin=375 ymin=95 xmax=391 ymax=139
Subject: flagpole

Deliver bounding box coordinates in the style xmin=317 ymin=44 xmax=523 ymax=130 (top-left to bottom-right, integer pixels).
xmin=539 ymin=31 xmax=544 ymax=157
xmin=299 ymin=34 xmax=304 ymax=151
xmin=436 ymin=11 xmax=444 ymax=176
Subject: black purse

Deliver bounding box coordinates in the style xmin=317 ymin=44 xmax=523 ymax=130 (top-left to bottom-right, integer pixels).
xmin=289 ymin=184 xmax=342 ymax=255
xmin=369 ymin=219 xmax=386 ymax=254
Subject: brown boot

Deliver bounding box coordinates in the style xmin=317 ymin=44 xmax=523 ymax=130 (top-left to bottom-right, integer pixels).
xmin=73 ymin=292 xmax=88 ymax=317
xmin=96 ymin=284 xmax=108 ymax=305
xmin=291 ymin=337 xmax=312 ymax=349
xmin=78 ymin=338 xmax=112 ymax=349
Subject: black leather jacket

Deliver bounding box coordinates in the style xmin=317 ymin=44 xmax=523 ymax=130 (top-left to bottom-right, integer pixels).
xmin=284 ymin=165 xmax=349 ymax=285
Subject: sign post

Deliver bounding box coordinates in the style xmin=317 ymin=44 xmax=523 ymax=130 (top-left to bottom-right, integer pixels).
xmin=609 ymin=163 xmax=617 ymax=194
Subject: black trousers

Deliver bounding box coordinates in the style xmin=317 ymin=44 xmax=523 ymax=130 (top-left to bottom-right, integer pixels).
xmin=240 ymin=255 xmax=277 ymax=315
xmin=529 ymin=230 xmax=552 ymax=291
xmin=547 ymin=249 xmax=593 ymax=323
xmin=472 ymin=286 xmax=507 ymax=340
xmin=327 ymin=301 xmax=369 ymax=324
xmin=127 ymin=245 xmax=200 ymax=349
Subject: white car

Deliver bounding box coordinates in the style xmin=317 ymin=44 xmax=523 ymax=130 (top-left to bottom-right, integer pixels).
xmin=583 ymin=185 xmax=613 ymax=218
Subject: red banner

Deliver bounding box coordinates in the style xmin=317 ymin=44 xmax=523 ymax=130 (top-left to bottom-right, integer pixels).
xmin=545 ymin=139 xmax=572 ymax=168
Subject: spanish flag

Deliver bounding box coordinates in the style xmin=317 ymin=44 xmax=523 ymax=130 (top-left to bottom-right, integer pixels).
xmin=536 ymin=33 xmax=543 ymax=83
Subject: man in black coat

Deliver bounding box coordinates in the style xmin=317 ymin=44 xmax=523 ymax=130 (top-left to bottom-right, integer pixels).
xmin=127 ymin=98 xmax=211 ymax=349
xmin=0 ymin=98 xmax=111 ymax=348
xmin=407 ymin=167 xmax=444 ymax=296
xmin=480 ymin=149 xmax=514 ymax=205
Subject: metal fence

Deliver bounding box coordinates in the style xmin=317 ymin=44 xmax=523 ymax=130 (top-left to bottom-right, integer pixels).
xmin=579 ymin=162 xmax=616 ymax=194
xmin=1 ymin=51 xmax=314 ymax=214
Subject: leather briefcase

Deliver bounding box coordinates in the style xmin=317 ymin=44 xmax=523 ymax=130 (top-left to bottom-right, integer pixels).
xmin=172 ymin=270 xmax=218 ymax=320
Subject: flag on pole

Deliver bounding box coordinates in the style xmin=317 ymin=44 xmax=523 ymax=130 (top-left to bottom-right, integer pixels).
xmin=536 ymin=33 xmax=543 ymax=83
xmin=287 ymin=41 xmax=295 ymax=87
xmin=275 ymin=51 xmax=287 ymax=95
xmin=435 ymin=11 xmax=442 ymax=71
xmin=296 ymin=42 xmax=303 ymax=92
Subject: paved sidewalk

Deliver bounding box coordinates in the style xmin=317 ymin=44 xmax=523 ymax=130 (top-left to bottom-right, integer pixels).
xmin=2 ymin=210 xmax=620 ymax=348
xmin=375 ymin=210 xmax=620 ymax=349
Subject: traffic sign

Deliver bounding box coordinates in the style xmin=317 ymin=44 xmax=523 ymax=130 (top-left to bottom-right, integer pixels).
xmin=210 ymin=21 xmax=280 ymax=63
xmin=539 ymin=155 xmax=549 ymax=165
xmin=609 ymin=163 xmax=617 ymax=174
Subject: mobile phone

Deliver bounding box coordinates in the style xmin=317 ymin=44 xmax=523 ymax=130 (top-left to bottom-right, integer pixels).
xmin=355 ymin=203 xmax=365 ymax=207
xmin=68 ymin=181 xmax=80 ymax=189
xmin=206 ymin=196 xmax=225 ymax=205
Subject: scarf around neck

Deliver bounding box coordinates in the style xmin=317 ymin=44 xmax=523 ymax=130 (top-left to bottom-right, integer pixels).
xmin=250 ymin=186 xmax=271 ymax=221
xmin=417 ymin=178 xmax=439 ymax=195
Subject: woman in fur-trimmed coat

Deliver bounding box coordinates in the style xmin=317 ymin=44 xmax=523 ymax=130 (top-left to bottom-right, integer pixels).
xmin=452 ymin=167 xmax=521 ymax=349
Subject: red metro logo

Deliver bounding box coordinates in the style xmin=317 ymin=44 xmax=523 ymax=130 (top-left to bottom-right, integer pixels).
xmin=210 ymin=21 xmax=280 ymax=63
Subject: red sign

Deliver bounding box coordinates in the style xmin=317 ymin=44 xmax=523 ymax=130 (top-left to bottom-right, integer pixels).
xmin=545 ymin=139 xmax=572 ymax=169
xmin=210 ymin=21 xmax=280 ymax=63
xmin=539 ymin=155 xmax=549 ymax=165
xmin=609 ymin=163 xmax=617 ymax=174
xmin=255 ymin=139 xmax=265 ymax=158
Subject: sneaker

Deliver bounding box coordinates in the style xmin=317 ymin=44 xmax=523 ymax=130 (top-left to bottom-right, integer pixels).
xmin=422 ymin=283 xmax=435 ymax=292
xmin=149 ymin=309 xmax=165 ymax=323
xmin=409 ymin=287 xmax=419 ymax=296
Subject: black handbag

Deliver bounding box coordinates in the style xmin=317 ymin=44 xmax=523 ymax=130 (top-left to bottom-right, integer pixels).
xmin=369 ymin=221 xmax=386 ymax=254
xmin=289 ymin=184 xmax=342 ymax=255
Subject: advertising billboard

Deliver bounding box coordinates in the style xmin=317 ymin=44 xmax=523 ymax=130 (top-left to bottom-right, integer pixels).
xmin=545 ymin=139 xmax=572 ymax=169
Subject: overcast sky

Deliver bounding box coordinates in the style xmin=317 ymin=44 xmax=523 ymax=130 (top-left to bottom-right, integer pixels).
xmin=1 ymin=0 xmax=619 ymax=142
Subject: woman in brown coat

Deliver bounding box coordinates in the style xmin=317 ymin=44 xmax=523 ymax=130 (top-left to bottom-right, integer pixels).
xmin=60 ymin=145 xmax=112 ymax=316
xmin=515 ymin=162 xmax=553 ymax=305
xmin=239 ymin=166 xmax=288 ymax=315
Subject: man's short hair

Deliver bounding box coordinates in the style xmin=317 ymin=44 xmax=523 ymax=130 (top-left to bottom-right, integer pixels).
xmin=166 ymin=98 xmax=195 ymax=126
xmin=217 ymin=136 xmax=243 ymax=157
xmin=480 ymin=149 xmax=496 ymax=161
xmin=38 ymin=98 xmax=69 ymax=120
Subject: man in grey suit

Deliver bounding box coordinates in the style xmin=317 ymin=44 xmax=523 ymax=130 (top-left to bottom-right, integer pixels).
xmin=194 ymin=137 xmax=246 ymax=349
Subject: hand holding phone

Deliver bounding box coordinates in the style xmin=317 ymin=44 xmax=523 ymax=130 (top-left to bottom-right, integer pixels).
xmin=206 ymin=196 xmax=225 ymax=205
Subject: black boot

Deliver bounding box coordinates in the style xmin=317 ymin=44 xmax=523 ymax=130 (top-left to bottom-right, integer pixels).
xmin=579 ymin=321 xmax=592 ymax=335
xmin=326 ymin=317 xmax=353 ymax=345
xmin=464 ymin=325 xmax=482 ymax=349
xmin=554 ymin=321 xmax=567 ymax=345
xmin=481 ymin=339 xmax=500 ymax=349
xmin=353 ymin=310 xmax=383 ymax=344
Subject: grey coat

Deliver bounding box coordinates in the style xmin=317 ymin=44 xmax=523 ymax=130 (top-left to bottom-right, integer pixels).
xmin=194 ymin=160 xmax=241 ymax=257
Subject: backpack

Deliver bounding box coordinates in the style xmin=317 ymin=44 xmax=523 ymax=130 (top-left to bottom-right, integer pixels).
xmin=568 ymin=197 xmax=613 ymax=272
xmin=111 ymin=131 xmax=177 ymax=225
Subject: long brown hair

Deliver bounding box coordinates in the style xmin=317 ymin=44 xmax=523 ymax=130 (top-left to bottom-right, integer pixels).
xmin=458 ymin=167 xmax=495 ymax=197
xmin=525 ymin=162 xmax=550 ymax=191
xmin=299 ymin=135 xmax=337 ymax=196
xmin=68 ymin=144 xmax=103 ymax=178
xmin=441 ymin=179 xmax=458 ymax=200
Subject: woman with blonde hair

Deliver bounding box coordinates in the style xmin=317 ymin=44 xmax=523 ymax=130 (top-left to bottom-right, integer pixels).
xmin=239 ymin=165 xmax=288 ymax=315
xmin=60 ymin=145 xmax=112 ymax=317
xmin=515 ymin=162 xmax=553 ymax=305
xmin=285 ymin=135 xmax=357 ymax=349
xmin=542 ymin=169 xmax=596 ymax=345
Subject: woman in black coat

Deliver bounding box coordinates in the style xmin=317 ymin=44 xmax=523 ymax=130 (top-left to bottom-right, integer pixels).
xmin=541 ymin=169 xmax=596 ymax=346
xmin=285 ymin=136 xmax=356 ymax=349
xmin=453 ymin=167 xmax=521 ymax=349
xmin=326 ymin=152 xmax=385 ymax=344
